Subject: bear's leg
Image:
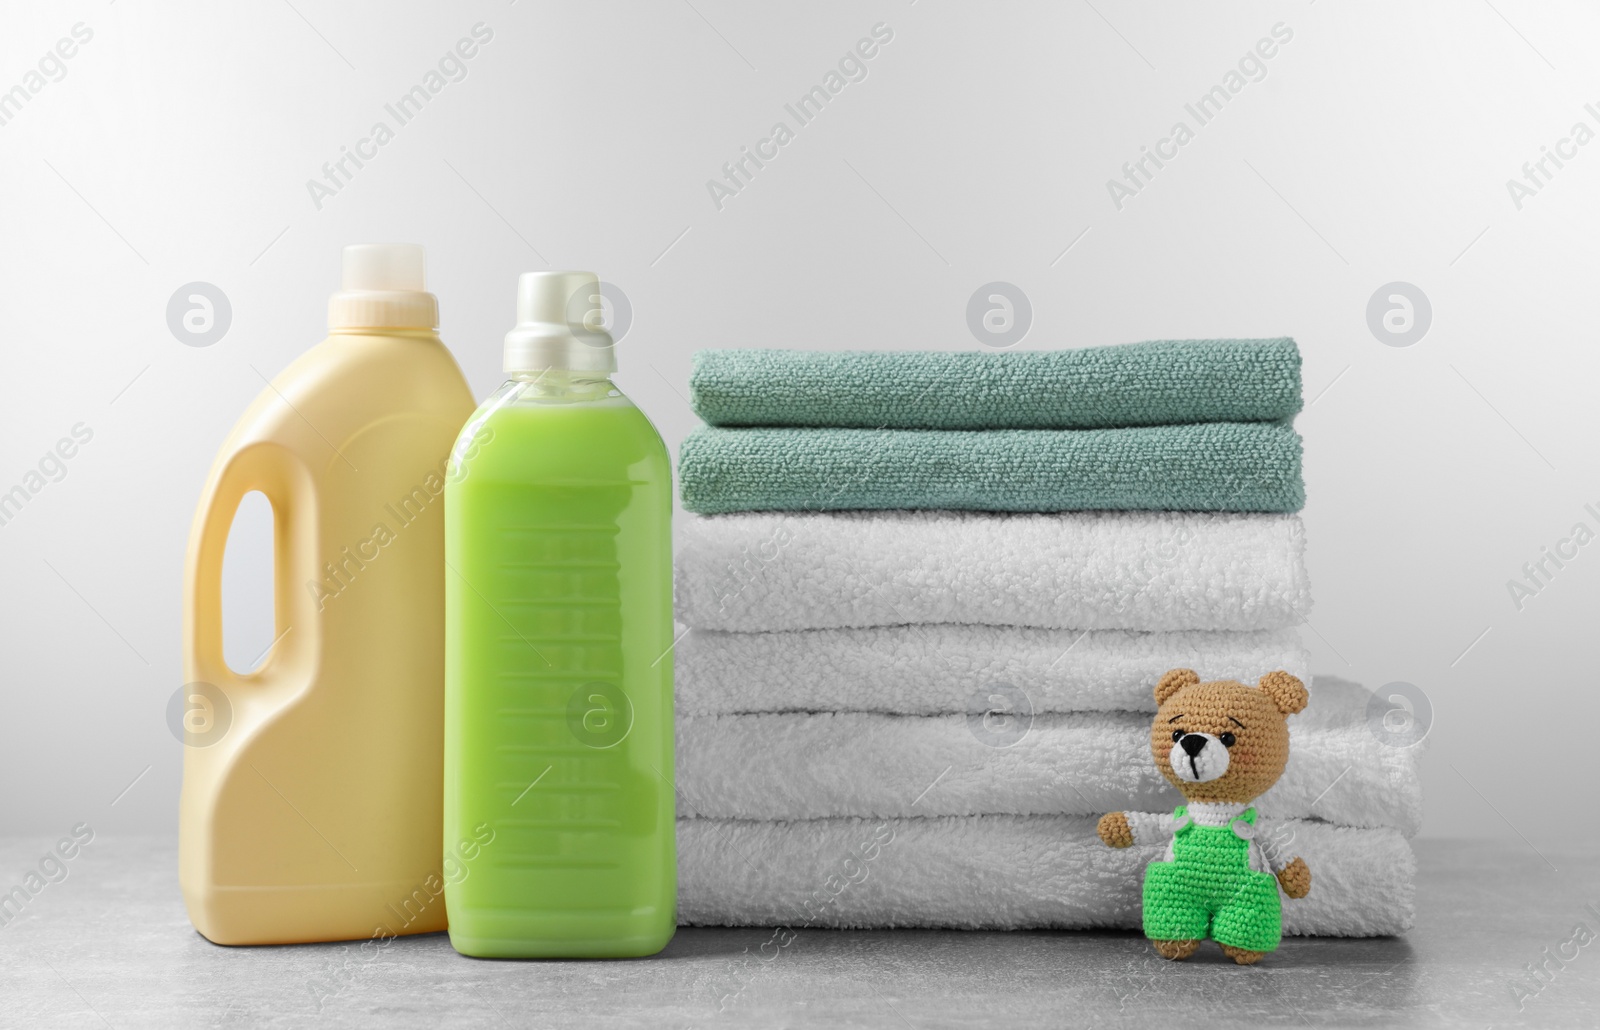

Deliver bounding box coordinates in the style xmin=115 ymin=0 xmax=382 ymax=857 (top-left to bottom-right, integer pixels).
xmin=1219 ymin=944 xmax=1266 ymax=965
xmin=1209 ymin=872 xmax=1282 ymax=963
xmin=1151 ymin=938 xmax=1201 ymax=960
xmin=1142 ymin=862 xmax=1206 ymax=960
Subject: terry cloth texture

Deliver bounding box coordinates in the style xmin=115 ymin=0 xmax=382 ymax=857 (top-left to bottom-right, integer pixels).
xmin=675 ymin=626 xmax=1310 ymax=716
xmin=677 ymin=422 xmax=1304 ymax=515
xmin=688 ymin=339 xmax=1304 ymax=430
xmin=674 ymin=680 xmax=1423 ymax=834
xmin=675 ymin=510 xmax=1310 ymax=633
xmin=676 ymin=814 xmax=1414 ymax=936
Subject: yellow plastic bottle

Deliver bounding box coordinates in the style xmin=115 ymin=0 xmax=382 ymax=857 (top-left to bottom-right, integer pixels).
xmin=180 ymin=244 xmax=476 ymax=945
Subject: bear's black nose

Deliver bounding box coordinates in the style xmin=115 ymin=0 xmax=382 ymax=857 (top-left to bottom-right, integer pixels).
xmin=1179 ymin=733 xmax=1208 ymax=758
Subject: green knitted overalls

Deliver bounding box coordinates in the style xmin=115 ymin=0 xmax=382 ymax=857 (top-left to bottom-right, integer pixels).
xmin=1142 ymin=806 xmax=1282 ymax=952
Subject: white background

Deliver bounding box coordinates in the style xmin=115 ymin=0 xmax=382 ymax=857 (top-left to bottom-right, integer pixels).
xmin=2 ymin=0 xmax=1596 ymax=852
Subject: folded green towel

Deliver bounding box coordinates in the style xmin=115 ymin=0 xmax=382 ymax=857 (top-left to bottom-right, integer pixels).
xmin=678 ymin=423 xmax=1304 ymax=514
xmin=690 ymin=339 xmax=1302 ymax=430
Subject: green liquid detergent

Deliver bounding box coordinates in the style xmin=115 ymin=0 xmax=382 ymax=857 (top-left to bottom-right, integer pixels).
xmin=444 ymin=272 xmax=675 ymax=958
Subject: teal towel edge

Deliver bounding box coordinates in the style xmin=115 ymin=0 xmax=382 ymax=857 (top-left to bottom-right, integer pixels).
xmin=688 ymin=339 xmax=1303 ymax=430
xmin=677 ymin=423 xmax=1305 ymax=516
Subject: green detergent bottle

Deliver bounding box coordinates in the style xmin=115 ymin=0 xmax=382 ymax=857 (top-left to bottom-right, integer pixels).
xmin=444 ymin=271 xmax=675 ymax=958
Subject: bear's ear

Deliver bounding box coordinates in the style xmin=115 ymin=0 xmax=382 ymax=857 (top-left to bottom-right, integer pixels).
xmin=1258 ymin=670 xmax=1308 ymax=715
xmin=1155 ymin=668 xmax=1200 ymax=706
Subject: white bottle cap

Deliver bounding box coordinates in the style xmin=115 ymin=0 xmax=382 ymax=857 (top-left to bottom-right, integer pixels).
xmin=503 ymin=271 xmax=616 ymax=374
xmin=328 ymin=243 xmax=439 ymax=329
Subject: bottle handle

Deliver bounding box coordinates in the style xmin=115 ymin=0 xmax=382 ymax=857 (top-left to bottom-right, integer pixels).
xmin=183 ymin=442 xmax=311 ymax=694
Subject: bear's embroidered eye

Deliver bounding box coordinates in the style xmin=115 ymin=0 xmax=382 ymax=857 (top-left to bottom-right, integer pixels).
xmin=1171 ymin=730 xmax=1182 ymax=743
xmin=1219 ymin=732 xmax=1236 ymax=748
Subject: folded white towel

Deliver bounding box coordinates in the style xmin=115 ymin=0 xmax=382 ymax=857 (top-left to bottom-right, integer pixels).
xmin=678 ymin=815 xmax=1414 ymax=936
xmin=677 ymin=679 xmax=1420 ymax=834
xmin=676 ymin=510 xmax=1310 ymax=632
xmin=676 ymin=625 xmax=1309 ymax=715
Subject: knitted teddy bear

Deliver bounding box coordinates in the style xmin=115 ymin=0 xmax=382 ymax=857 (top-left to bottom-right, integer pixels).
xmin=1097 ymin=668 xmax=1312 ymax=965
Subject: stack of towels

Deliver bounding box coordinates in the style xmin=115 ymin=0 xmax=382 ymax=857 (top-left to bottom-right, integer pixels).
xmin=672 ymin=340 xmax=1417 ymax=937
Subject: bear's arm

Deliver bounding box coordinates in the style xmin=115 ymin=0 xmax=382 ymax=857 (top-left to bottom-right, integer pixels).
xmin=1124 ymin=811 xmax=1176 ymax=846
xmin=1254 ymin=815 xmax=1305 ymax=870
xmin=1277 ymin=857 xmax=1312 ymax=898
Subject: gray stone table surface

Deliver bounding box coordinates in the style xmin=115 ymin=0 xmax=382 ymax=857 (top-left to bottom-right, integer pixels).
xmin=0 ymin=835 xmax=1595 ymax=1028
